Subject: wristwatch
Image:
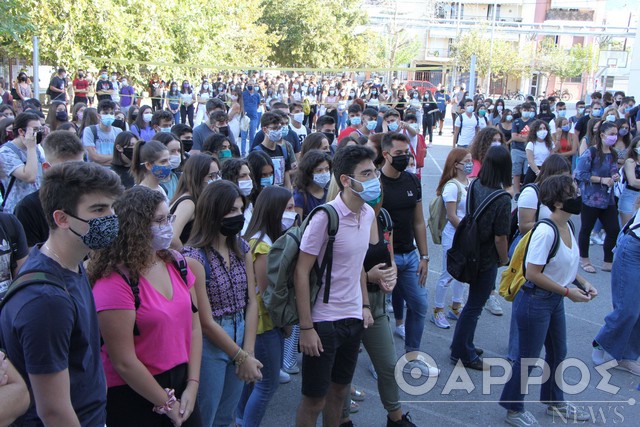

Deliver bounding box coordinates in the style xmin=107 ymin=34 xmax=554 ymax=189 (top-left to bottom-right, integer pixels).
xmin=420 ymin=255 xmax=430 ymax=262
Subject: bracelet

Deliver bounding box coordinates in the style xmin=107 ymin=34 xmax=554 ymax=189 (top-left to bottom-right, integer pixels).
xmin=232 ymin=347 xmax=243 ymax=362
xmin=234 ymin=350 xmax=248 ymax=367
xmin=152 ymin=388 xmax=177 ymax=414
xmin=362 ymin=304 xmax=371 ymax=309
xmin=564 ymin=287 xmax=570 ymax=297
xmin=300 ymin=326 xmax=314 ymax=331
xmin=186 ymin=378 xmax=200 ymax=385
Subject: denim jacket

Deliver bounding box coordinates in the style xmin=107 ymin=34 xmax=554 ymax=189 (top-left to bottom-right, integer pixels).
xmin=575 ymin=147 xmax=618 ymax=209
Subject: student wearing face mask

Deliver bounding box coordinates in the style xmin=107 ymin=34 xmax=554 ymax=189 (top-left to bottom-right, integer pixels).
xmin=95 ymin=69 xmax=114 ymax=102
xmin=72 ymin=70 xmax=89 ymax=106
xmin=421 ymin=91 xmax=438 ymax=143
xmin=110 ymin=131 xmax=138 ymax=189
xmin=183 ymin=180 xmax=262 ymax=427
xmin=44 ymin=101 xmax=69 ymax=132
xmin=165 ymin=82 xmax=182 ymax=125
xmin=151 ymin=109 xmax=175 ymax=136
xmin=575 ymin=121 xmax=621 ymax=273
xmin=118 ymin=76 xmax=135 ymax=116
xmin=153 ymin=132 xmax=186 ymax=199
xmin=499 ymin=175 xmax=596 ymax=427
xmin=236 ymin=186 xmax=298 ymax=427
xmin=130 ymin=139 xmax=172 ymax=203
xmin=89 ymin=186 xmax=202 ymax=427
xmin=130 ymin=105 xmax=156 ymax=142
xmin=613 ymin=119 xmax=632 ymax=167
xmin=491 ymin=99 xmax=505 ymax=126
xmin=169 ymin=154 xmax=219 ymax=249
xmin=511 ymin=102 xmax=538 ymax=196
xmin=469 ymin=127 xmax=505 ymax=179
xmin=293 ymin=150 xmax=332 ymax=220
xmin=453 ymin=99 xmax=485 ymax=150
xmin=575 ymin=101 xmax=603 ymax=142
xmin=536 ymin=100 xmax=555 ymax=124
xmin=524 ymin=120 xmax=555 ymax=185
xmin=498 ymin=108 xmax=513 ymax=142
xmin=81 ymin=99 xmax=122 ymax=166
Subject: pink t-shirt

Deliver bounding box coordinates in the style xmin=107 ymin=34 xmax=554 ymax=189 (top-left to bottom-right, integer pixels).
xmin=469 ymin=159 xmax=482 ymax=179
xmin=299 ymin=194 xmax=374 ymax=322
xmin=93 ymin=262 xmax=195 ymax=387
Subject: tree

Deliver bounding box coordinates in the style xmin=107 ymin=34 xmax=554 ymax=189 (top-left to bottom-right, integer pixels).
xmin=536 ymin=40 xmax=594 ymax=90
xmin=0 ymin=0 xmax=34 ymax=44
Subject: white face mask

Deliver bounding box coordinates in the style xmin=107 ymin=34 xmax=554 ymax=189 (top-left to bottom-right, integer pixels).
xmin=405 ymin=166 xmax=417 ymax=174
xmin=169 ymin=155 xmax=181 ymax=170
xmin=536 ymin=130 xmax=548 ymax=140
xmin=238 ymin=179 xmax=253 ymax=196
xmin=313 ymin=171 xmax=331 ymax=188
xmin=143 ymin=113 xmax=153 ymax=123
xmin=281 ymin=211 xmax=297 ymax=230
xmin=151 ymin=222 xmax=173 ymax=251
xmin=491 ymin=141 xmax=502 ymax=147
xmin=292 ymin=112 xmax=305 ymax=123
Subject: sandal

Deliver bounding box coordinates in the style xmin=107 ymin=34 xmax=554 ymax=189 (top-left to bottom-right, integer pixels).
xmin=601 ymin=262 xmax=612 ymax=272
xmin=350 ymin=400 xmax=359 ymax=413
xmin=580 ymin=261 xmax=596 ymax=274
xmin=351 ymin=386 xmax=366 ymax=401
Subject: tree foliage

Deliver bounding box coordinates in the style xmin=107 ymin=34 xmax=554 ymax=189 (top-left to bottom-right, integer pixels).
xmin=536 ymin=39 xmax=594 ymax=81
xmin=0 ymin=0 xmax=34 ymax=43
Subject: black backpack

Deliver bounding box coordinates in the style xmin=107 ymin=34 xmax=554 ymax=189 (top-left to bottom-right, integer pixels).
xmin=508 ymin=183 xmax=540 ymax=246
xmin=447 ymin=180 xmax=510 ymax=283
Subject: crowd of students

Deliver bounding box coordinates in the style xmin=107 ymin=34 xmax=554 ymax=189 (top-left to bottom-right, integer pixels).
xmin=0 ymin=73 xmax=638 ymax=427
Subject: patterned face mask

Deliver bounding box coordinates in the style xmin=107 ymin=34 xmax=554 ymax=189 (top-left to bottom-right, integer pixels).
xmin=66 ymin=213 xmax=119 ymax=250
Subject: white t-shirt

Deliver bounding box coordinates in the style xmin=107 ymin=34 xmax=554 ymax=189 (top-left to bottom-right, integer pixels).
xmin=442 ymin=179 xmax=467 ymax=235
xmin=454 ymin=113 xmax=485 ymax=147
xmin=525 ymin=221 xmax=578 ymax=287
xmin=526 ymin=140 xmax=553 ymax=166
xmin=517 ymin=185 xmax=551 ymax=222
xmin=630 ymin=210 xmax=640 ymax=238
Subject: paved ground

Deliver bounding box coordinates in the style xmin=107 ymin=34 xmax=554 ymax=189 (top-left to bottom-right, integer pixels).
xmin=259 ymin=113 xmax=640 ymax=427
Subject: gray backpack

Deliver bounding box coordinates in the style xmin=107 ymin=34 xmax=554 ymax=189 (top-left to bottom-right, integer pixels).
xmin=263 ymin=204 xmax=339 ymax=328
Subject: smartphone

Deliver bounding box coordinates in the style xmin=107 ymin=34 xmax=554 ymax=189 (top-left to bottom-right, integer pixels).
xmin=36 ymin=129 xmax=44 ymax=144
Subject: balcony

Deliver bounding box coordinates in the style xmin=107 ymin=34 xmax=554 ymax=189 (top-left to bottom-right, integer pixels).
xmin=545 ymin=8 xmax=595 ymax=22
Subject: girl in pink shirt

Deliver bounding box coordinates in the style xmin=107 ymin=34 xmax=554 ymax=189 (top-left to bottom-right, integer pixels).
xmin=89 ymin=186 xmax=202 ymax=426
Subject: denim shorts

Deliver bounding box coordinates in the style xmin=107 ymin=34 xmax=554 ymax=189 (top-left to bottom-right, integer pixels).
xmin=511 ymin=148 xmax=528 ymax=177
xmin=618 ymin=187 xmax=640 ymax=215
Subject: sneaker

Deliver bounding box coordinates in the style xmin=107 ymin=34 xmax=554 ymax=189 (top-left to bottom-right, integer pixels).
xmin=485 ymin=295 xmax=503 ymax=316
xmin=546 ymin=402 xmax=590 ymax=421
xmin=506 ymin=410 xmax=540 ymax=427
xmin=350 ymin=400 xmax=359 ymax=414
xmin=430 ymin=310 xmax=451 ymax=329
xmin=591 ymin=342 xmax=614 ymax=365
xmin=402 ymin=355 xmax=440 ymax=377
xmin=368 ymin=363 xmax=378 ymax=380
xmin=592 ymin=233 xmax=604 ymax=245
xmin=394 ymin=324 xmax=406 ymax=339
xmin=279 ymin=369 xmax=291 ymax=384
xmin=614 ymin=359 xmax=640 ymax=376
xmin=387 ymin=412 xmax=417 ymax=427
xmin=282 ymin=363 xmax=300 ymax=374
xmin=446 ymin=305 xmax=462 ymax=320
xmin=438 ymin=131 xmax=443 ymax=136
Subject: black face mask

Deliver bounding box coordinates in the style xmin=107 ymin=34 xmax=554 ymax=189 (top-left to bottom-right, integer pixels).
xmin=561 ymin=196 xmax=582 ymax=215
xmin=218 ymin=125 xmax=229 ymax=136
xmin=322 ymin=131 xmax=335 ymax=144
xmin=220 ymin=214 xmax=245 ymax=237
xmin=389 ymin=154 xmax=410 ymax=172
xmin=55 ymin=111 xmax=68 ymax=122
xmin=182 ymin=139 xmax=193 ymax=152
xmin=122 ymin=147 xmax=134 ymax=160
xmin=131 ymin=113 xmax=138 ymax=121
xmin=112 ymin=119 xmax=126 ymax=132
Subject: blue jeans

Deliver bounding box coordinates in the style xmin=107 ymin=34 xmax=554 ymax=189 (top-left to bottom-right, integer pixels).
xmin=595 ymin=233 xmax=640 ymax=360
xmin=392 ymin=251 xmax=427 ymax=352
xmin=450 ymin=266 xmax=497 ymax=362
xmin=500 ymin=284 xmax=567 ymax=412
xmin=236 ymin=328 xmax=283 ymax=427
xmin=240 ymin=117 xmax=259 ymax=156
xmin=199 ymin=312 xmax=245 ymax=427
xmin=338 ymin=111 xmax=347 ymax=131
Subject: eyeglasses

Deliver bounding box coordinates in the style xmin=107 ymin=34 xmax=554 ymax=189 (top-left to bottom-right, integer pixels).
xmin=206 ymin=171 xmax=220 ymax=180
xmin=153 ymin=214 xmax=176 ymax=226
xmin=350 ymin=169 xmax=381 ymax=180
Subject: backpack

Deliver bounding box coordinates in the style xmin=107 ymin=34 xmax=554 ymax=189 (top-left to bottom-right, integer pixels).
xmin=302 ymin=98 xmax=311 ymax=115
xmin=613 ymin=165 xmax=626 ymax=198
xmin=0 ymin=270 xmax=72 ymax=314
xmin=263 ymin=204 xmax=339 ymax=328
xmin=499 ymin=219 xmax=574 ymax=301
xmin=428 ymin=179 xmax=463 ymax=245
xmin=454 ymin=113 xmax=480 ymax=145
xmin=446 ymin=180 xmax=509 ymax=283
xmin=508 ymin=183 xmax=540 ymax=246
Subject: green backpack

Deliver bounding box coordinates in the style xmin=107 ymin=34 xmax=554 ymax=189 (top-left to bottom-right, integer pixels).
xmin=263 ymin=204 xmax=339 ymax=328
xmin=428 ymin=179 xmax=463 ymax=245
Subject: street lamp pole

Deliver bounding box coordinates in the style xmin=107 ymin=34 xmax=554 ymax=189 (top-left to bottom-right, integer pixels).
xmin=485 ymin=0 xmax=498 ymax=96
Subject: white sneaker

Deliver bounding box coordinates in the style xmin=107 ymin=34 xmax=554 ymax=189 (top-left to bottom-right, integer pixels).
xmin=394 ymin=324 xmax=406 ymax=339
xmin=279 ymin=369 xmax=291 ymax=384
xmin=402 ymin=355 xmax=440 ymax=377
xmin=430 ymin=311 xmax=451 ymax=329
xmin=614 ymin=359 xmax=640 ymax=376
xmin=485 ymin=295 xmax=504 ymax=316
xmin=506 ymin=410 xmax=540 ymax=427
xmin=592 ymin=233 xmax=604 ymax=245
xmin=591 ymin=345 xmax=614 ymax=365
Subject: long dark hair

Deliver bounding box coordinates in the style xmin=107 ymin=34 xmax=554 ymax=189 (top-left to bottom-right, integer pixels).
xmin=243 ymin=186 xmax=292 ymax=247
xmin=170 ymin=153 xmax=218 ymax=205
xmin=478 ymin=146 xmax=512 ymax=189
xmin=535 ymin=154 xmax=570 ymax=184
xmin=187 ymin=180 xmax=245 ymax=258
xmin=246 ymin=150 xmax=274 ymax=204
xmin=112 ymin=131 xmax=138 ymax=167
xmin=294 ymin=149 xmax=332 ymax=192
xmin=527 ymin=119 xmax=553 ymax=151
xmin=133 ymin=105 xmax=152 ymax=131
xmin=615 ymin=118 xmax=631 ymax=147
xmin=592 ymin=121 xmax=618 ymax=166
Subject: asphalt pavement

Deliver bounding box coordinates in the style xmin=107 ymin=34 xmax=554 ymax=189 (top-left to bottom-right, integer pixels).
xmin=260 ymin=113 xmax=640 ymax=427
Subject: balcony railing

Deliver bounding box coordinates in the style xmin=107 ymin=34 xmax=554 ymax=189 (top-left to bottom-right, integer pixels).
xmin=545 ymin=8 xmax=595 ymax=22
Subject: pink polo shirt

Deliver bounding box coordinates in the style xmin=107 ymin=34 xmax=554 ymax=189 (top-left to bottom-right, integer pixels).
xmin=93 ymin=262 xmax=195 ymax=387
xmin=299 ymin=193 xmax=374 ymax=322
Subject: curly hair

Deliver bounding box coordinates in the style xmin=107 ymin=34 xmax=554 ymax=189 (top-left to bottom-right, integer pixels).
xmin=88 ymin=186 xmax=171 ymax=284
xmin=469 ymin=127 xmax=503 ymax=164
xmin=294 ymin=149 xmax=332 ymax=192
xmin=221 ymin=158 xmax=250 ymax=183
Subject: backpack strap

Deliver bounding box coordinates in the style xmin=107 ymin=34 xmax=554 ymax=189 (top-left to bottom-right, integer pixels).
xmin=472 ymin=184 xmax=509 ymax=221
xmin=522 ymin=218 xmax=573 ymax=275
xmin=198 ymin=248 xmax=212 ymax=287
xmin=305 ymin=204 xmax=339 ymax=304
xmin=0 ymin=270 xmax=68 ymax=311
xmin=169 ymin=249 xmax=197 ymax=314
xmin=116 ymin=270 xmax=142 ymax=336
xmin=520 ymin=183 xmax=541 ymax=221
xmin=91 ymin=125 xmax=99 ymax=143
xmin=169 ymin=195 xmax=195 ymax=215
xmin=378 ymin=208 xmax=394 ymax=233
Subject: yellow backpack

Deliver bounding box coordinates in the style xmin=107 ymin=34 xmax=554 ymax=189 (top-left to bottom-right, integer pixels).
xmin=499 ymin=219 xmax=573 ymax=301
xmin=302 ymin=98 xmax=311 ymax=115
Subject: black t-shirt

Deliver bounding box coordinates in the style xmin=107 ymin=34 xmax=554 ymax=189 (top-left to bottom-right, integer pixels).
xmin=470 ymin=181 xmax=511 ymax=268
xmin=110 ymin=164 xmax=135 ymax=189
xmin=537 ymin=112 xmax=555 ymax=124
xmin=14 ymin=190 xmax=48 ymax=248
xmin=381 ymin=171 xmax=422 ymax=254
xmin=363 ymin=213 xmax=392 ymax=274
xmin=95 ymin=80 xmax=114 ymax=101
xmin=575 ymin=114 xmax=591 ymax=142
xmin=50 ymin=76 xmax=66 ymax=102
xmin=0 ymin=213 xmax=29 ymax=297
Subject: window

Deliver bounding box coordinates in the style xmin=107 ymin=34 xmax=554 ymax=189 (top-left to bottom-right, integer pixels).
xmin=451 ymin=2 xmax=464 ymax=19
xmin=487 ymin=4 xmax=501 ymax=20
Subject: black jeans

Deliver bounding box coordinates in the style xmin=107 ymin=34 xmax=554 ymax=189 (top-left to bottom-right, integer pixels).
xmin=578 ymin=203 xmax=620 ymax=262
xmin=180 ymin=105 xmax=195 ymax=128
xmin=422 ymin=114 xmax=434 ymax=142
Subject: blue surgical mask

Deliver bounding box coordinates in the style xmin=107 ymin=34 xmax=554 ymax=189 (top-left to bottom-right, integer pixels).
xmin=625 ymin=107 xmax=632 ymax=113
xmin=366 ymin=120 xmax=377 ymax=131
xmin=506 ymin=115 xmax=513 ymax=121
xmin=281 ymin=125 xmax=289 ymax=137
xmin=101 ymin=114 xmax=115 ymax=127
xmin=605 ymin=115 xmax=616 ymax=122
xmin=350 ymin=116 xmax=362 ymax=126
xmin=592 ymin=108 xmax=602 ymax=117
xmin=578 ymin=108 xmax=585 ymax=114
xmin=466 ymin=106 xmax=474 ymax=114
xmin=260 ymin=175 xmax=274 ymax=187
xmin=349 ymin=176 xmax=381 ymax=203
xmin=619 ymin=128 xmax=629 ymax=136
xmin=159 ymin=127 xmax=172 ymax=133
xmin=557 ymin=110 xmax=566 ymax=118
xmin=267 ymin=128 xmax=283 ymax=141
xmin=388 ymin=122 xmax=399 ymax=132
xmin=561 ymin=125 xmax=570 ymax=132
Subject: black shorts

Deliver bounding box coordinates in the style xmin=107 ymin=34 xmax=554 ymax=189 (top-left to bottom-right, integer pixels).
xmin=301 ymin=318 xmax=364 ymax=398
